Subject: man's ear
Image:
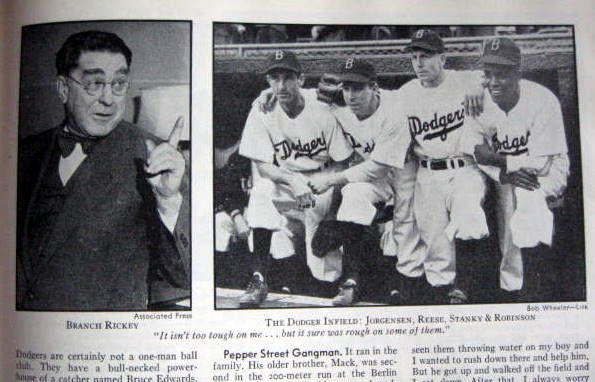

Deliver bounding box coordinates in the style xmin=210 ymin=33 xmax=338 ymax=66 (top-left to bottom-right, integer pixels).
xmin=298 ymin=73 xmax=306 ymax=87
xmin=439 ymin=53 xmax=447 ymax=66
xmin=56 ymin=76 xmax=69 ymax=104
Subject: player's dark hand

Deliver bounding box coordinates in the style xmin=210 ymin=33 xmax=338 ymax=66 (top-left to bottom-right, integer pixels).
xmin=254 ymin=88 xmax=276 ymax=114
xmin=500 ymin=168 xmax=540 ymax=191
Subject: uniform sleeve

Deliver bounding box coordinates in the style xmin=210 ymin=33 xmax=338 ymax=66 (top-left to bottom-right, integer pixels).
xmin=506 ymin=90 xmax=568 ymax=172
xmin=326 ymin=118 xmax=353 ymax=162
xmin=370 ymin=118 xmax=411 ymax=169
xmin=528 ymin=90 xmax=567 ymax=157
xmin=460 ymin=115 xmax=493 ymax=157
xmin=370 ymin=93 xmax=411 ymax=168
xmin=539 ymin=154 xmax=570 ymax=197
xmin=344 ymin=159 xmax=390 ymax=183
xmin=238 ymin=106 xmax=274 ymax=164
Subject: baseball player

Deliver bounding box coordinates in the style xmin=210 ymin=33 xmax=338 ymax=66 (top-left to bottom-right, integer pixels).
xmin=310 ymin=29 xmax=490 ymax=304
xmin=312 ymin=58 xmax=427 ymax=306
xmin=463 ymin=37 xmax=569 ymax=302
xmin=238 ymin=50 xmax=353 ymax=307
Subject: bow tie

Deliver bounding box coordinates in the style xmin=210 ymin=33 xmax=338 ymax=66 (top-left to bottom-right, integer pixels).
xmin=58 ymin=129 xmax=98 ymax=157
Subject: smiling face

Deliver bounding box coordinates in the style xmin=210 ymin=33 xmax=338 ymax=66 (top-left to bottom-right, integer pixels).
xmin=410 ymin=49 xmax=446 ymax=87
xmin=483 ymin=64 xmax=520 ymax=107
xmin=57 ymin=51 xmax=129 ymax=137
xmin=342 ymin=81 xmax=377 ymax=120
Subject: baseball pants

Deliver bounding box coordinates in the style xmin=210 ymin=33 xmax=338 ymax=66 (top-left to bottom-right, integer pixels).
xmin=245 ymin=178 xmax=342 ymax=282
xmin=414 ymin=163 xmax=488 ymax=287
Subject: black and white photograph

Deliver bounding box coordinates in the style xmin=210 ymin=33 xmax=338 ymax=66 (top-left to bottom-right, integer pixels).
xmin=213 ymin=23 xmax=584 ymax=309
xmin=16 ymin=21 xmax=192 ymax=311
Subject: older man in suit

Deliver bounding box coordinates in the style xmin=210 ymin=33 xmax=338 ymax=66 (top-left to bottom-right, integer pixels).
xmin=17 ymin=30 xmax=190 ymax=311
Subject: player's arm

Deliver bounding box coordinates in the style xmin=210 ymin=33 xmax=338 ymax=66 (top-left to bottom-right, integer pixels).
xmin=254 ymin=160 xmax=317 ymax=209
xmin=470 ymin=140 xmax=541 ymax=191
xmin=308 ymin=158 xmax=390 ymax=194
xmin=506 ymin=93 xmax=569 ymax=197
xmin=309 ymin=108 xmax=412 ymax=193
xmin=457 ymin=70 xmax=487 ymax=117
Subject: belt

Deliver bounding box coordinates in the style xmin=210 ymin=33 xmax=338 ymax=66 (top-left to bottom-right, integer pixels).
xmin=420 ymin=158 xmax=466 ymax=170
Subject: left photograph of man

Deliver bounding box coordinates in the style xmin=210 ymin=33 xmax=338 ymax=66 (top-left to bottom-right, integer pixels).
xmin=16 ymin=21 xmax=192 ymax=311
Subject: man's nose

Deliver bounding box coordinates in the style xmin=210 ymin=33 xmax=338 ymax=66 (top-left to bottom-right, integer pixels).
xmin=98 ymin=83 xmax=114 ymax=105
xmin=278 ymin=79 xmax=288 ymax=90
xmin=488 ymin=76 xmax=499 ymax=86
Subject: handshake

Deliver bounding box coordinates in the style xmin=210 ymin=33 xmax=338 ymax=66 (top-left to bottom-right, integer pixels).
xmin=289 ymin=173 xmax=337 ymax=209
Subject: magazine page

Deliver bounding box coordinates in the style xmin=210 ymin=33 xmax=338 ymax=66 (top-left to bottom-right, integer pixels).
xmin=2 ymin=0 xmax=595 ymax=381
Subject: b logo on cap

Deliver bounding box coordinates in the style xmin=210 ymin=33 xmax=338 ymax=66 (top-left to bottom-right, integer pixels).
xmin=345 ymin=58 xmax=354 ymax=69
xmin=275 ymin=50 xmax=284 ymax=60
xmin=491 ymin=38 xmax=501 ymax=51
xmin=416 ymin=29 xmax=425 ymax=39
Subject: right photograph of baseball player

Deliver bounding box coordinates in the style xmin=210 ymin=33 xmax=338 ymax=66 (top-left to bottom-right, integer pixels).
xmin=213 ymin=23 xmax=585 ymax=309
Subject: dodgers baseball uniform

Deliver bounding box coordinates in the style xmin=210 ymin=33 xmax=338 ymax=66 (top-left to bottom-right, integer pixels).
xmin=308 ymin=88 xmax=427 ymax=279
xmin=240 ymin=94 xmax=353 ymax=282
xmin=466 ymin=80 xmax=569 ymax=291
xmin=371 ymin=70 xmax=489 ymax=287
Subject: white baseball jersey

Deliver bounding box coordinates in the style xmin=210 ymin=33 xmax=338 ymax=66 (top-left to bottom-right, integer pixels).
xmin=471 ymin=80 xmax=568 ymax=192
xmin=332 ymin=90 xmax=402 ymax=160
xmin=373 ymin=70 xmax=489 ymax=287
xmin=469 ymin=80 xmax=569 ymax=291
xmin=240 ymin=95 xmax=352 ymax=171
xmin=395 ymin=70 xmax=484 ymax=161
xmin=302 ymin=88 xmax=426 ymax=277
xmin=240 ymin=93 xmax=352 ymax=282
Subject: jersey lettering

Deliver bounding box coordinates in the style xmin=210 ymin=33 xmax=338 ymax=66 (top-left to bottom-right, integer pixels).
xmin=408 ymin=106 xmax=466 ymax=142
xmin=491 ymin=38 xmax=501 ymax=51
xmin=416 ymin=29 xmax=425 ymax=39
xmin=343 ymin=131 xmax=362 ymax=149
xmin=275 ymin=50 xmax=284 ymax=60
xmin=273 ymin=135 xmax=328 ymax=160
xmin=491 ymin=131 xmax=530 ymax=156
xmin=363 ymin=141 xmax=376 ymax=154
xmin=342 ymin=131 xmax=376 ymax=154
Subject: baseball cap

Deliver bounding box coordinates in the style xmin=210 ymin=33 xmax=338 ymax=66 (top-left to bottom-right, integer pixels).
xmin=480 ymin=37 xmax=521 ymax=66
xmin=339 ymin=57 xmax=377 ymax=83
xmin=263 ymin=49 xmax=302 ymax=74
xmin=407 ymin=29 xmax=445 ymax=53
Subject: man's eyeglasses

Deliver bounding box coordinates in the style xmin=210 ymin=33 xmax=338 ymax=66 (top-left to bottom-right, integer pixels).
xmin=67 ymin=76 xmax=130 ymax=96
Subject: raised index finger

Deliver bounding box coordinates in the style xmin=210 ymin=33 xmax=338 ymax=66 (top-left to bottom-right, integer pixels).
xmin=168 ymin=116 xmax=185 ymax=148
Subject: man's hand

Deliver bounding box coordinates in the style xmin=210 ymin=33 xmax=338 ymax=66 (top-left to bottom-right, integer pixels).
xmin=308 ymin=173 xmax=335 ymax=195
xmin=232 ymin=213 xmax=250 ymax=242
xmin=500 ymin=168 xmax=541 ymax=191
xmin=253 ymin=88 xmax=276 ymax=114
xmin=289 ymin=175 xmax=316 ymax=209
xmin=316 ymin=73 xmax=345 ymax=106
xmin=145 ymin=116 xmax=186 ymax=204
xmin=463 ymin=85 xmax=484 ymax=117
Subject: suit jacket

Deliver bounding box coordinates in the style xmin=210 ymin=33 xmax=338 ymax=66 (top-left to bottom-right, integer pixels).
xmin=17 ymin=121 xmax=190 ymax=311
